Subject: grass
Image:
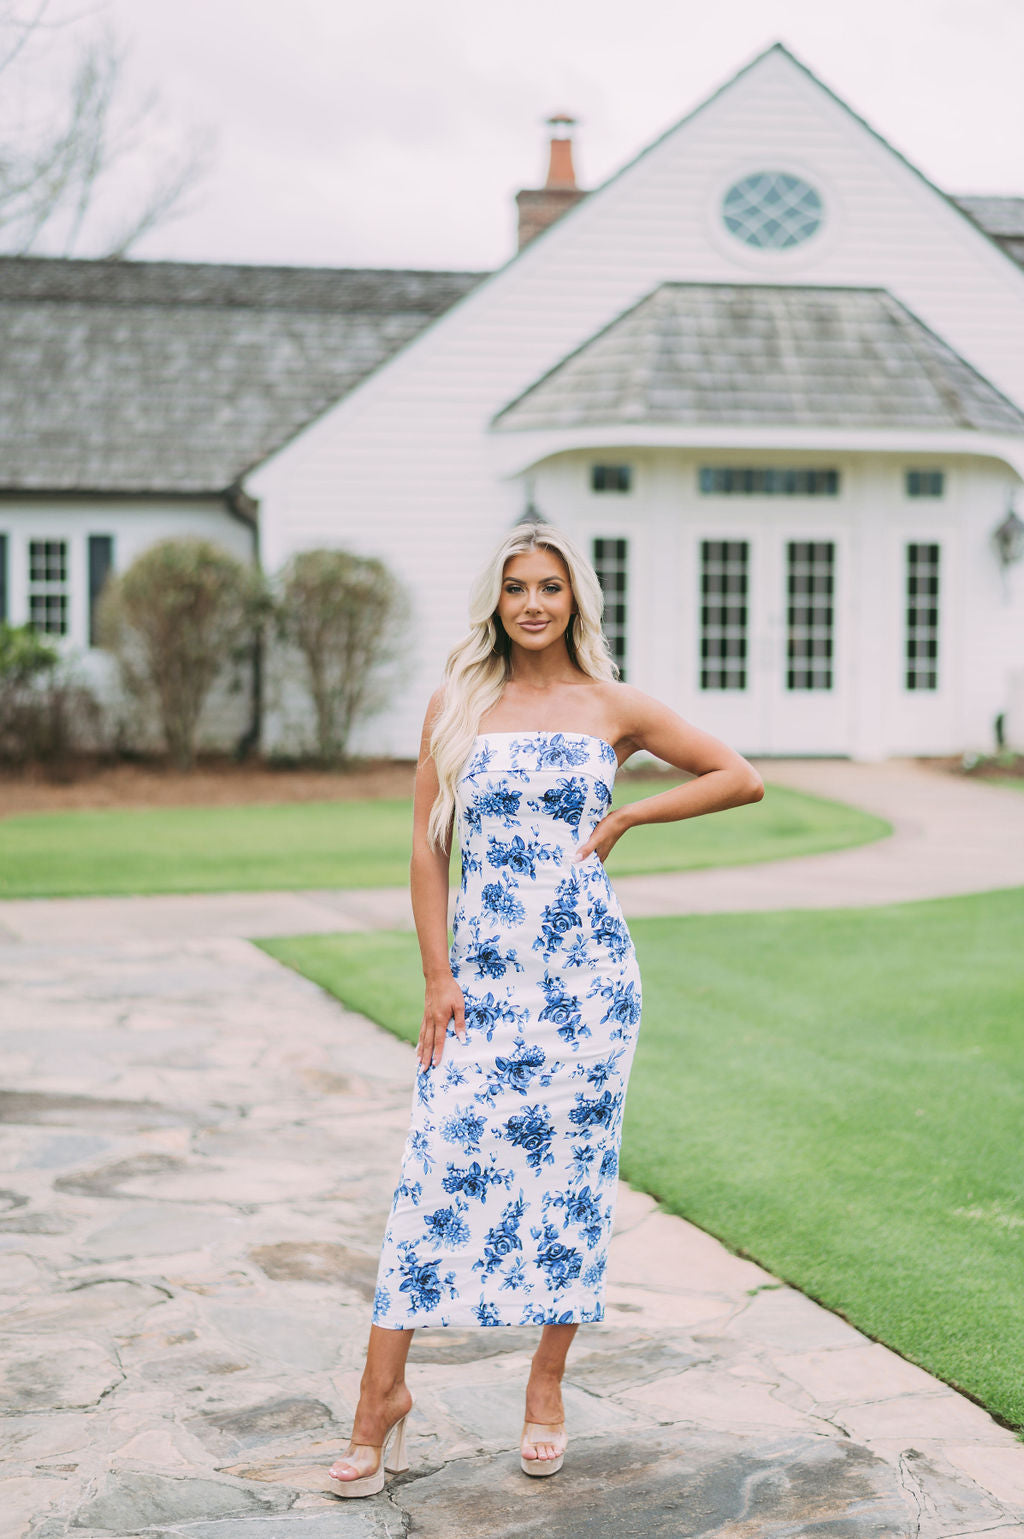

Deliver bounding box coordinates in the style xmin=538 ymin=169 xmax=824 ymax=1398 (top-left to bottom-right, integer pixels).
xmin=0 ymin=779 xmax=888 ymax=899
xmin=259 ymin=887 xmax=1024 ymax=1435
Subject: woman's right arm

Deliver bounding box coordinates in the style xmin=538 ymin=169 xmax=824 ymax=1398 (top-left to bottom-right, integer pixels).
xmin=410 ymin=689 xmax=466 ymax=1073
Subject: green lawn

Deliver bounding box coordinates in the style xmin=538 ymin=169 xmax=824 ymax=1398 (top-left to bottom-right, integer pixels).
xmin=0 ymin=779 xmax=888 ymax=898
xmin=259 ymin=887 xmax=1024 ymax=1435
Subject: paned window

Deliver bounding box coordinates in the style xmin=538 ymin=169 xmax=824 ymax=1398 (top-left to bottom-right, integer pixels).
xmin=905 ymin=543 xmax=940 ymax=691
xmin=592 ymin=537 xmax=628 ymax=677
xmin=28 ymin=539 xmax=68 ymax=636
xmin=700 ymin=466 xmax=838 ymax=497
xmin=591 ymin=464 xmax=632 ymax=493
xmin=786 ymin=541 xmax=834 ymax=691
xmin=699 ymin=540 xmax=749 ymax=690
xmin=721 ymin=171 xmax=823 ymax=249
xmin=905 ymin=469 xmax=944 ymax=498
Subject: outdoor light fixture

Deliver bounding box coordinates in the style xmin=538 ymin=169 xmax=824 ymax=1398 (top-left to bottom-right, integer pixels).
xmin=992 ymin=501 xmax=1024 ymax=569
xmin=515 ymin=478 xmax=544 ymax=525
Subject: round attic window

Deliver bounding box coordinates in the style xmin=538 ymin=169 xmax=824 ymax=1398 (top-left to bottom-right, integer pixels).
xmin=721 ymin=171 xmax=823 ymax=250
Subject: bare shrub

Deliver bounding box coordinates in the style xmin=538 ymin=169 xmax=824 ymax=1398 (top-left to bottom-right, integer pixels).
xmin=275 ymin=549 xmax=409 ymax=766
xmin=97 ymin=538 xmax=265 ymax=770
xmin=0 ymin=621 xmax=105 ymax=778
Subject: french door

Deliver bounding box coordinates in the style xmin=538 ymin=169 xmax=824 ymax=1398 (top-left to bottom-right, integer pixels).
xmin=693 ymin=529 xmax=851 ymax=755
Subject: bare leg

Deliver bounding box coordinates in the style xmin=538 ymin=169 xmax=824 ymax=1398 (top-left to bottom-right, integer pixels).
xmin=522 ymin=1321 xmax=578 ymax=1462
xmin=329 ymin=1325 xmax=415 ymax=1482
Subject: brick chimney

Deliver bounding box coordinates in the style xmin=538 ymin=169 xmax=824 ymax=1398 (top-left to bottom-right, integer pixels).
xmin=515 ymin=114 xmax=587 ymax=251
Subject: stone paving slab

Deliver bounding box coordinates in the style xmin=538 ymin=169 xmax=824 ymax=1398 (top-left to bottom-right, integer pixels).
xmin=2 ymin=932 xmax=1023 ymax=1537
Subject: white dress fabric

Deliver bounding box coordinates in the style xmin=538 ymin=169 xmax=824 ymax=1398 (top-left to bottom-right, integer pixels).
xmin=371 ymin=731 xmax=642 ymax=1329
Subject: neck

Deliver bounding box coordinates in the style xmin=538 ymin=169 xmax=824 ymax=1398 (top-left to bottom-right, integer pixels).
xmin=507 ymin=641 xmax=578 ymax=689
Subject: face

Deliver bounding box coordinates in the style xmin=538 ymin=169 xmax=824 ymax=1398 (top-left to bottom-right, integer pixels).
xmin=496 ymin=547 xmax=576 ymax=653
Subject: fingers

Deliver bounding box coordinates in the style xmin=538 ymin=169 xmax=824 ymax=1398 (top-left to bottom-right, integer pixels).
xmin=417 ymin=1001 xmax=467 ymax=1070
xmin=417 ymin=1018 xmax=443 ymax=1070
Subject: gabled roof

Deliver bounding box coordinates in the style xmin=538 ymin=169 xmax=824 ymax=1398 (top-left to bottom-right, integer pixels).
xmin=492 ymin=283 xmax=1024 ymax=436
xmin=482 ymin=42 xmax=1024 ymax=291
xmin=0 ymin=257 xmax=485 ymax=495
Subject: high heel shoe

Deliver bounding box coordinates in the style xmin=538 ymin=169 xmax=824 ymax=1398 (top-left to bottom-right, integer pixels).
xmin=327 ymin=1412 xmax=410 ymax=1498
xmin=520 ymin=1419 xmax=567 ymax=1477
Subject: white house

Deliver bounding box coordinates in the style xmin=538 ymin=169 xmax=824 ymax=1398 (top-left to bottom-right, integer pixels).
xmin=4 ymin=40 xmax=1024 ymax=761
xmin=0 ymin=262 xmax=482 ymax=749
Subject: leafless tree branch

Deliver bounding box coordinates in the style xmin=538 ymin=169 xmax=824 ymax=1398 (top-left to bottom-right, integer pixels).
xmin=0 ymin=3 xmax=213 ymax=256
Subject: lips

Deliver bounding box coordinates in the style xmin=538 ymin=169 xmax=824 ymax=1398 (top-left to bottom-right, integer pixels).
xmin=519 ymin=621 xmax=548 ymax=631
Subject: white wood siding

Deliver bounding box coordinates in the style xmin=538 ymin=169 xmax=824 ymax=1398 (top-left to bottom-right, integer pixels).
xmin=524 ymin=450 xmax=1019 ymax=760
xmin=249 ymin=47 xmax=1024 ymax=757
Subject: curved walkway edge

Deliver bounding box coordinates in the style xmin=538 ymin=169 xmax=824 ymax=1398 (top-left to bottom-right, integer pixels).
xmin=1 ymin=759 xmax=1022 ymax=946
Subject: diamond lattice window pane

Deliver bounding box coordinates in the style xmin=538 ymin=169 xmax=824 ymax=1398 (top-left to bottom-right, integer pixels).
xmin=722 ymin=172 xmax=824 ymax=250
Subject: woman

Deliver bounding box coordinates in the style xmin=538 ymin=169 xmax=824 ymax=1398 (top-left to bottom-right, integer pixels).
xmin=328 ymin=523 xmax=764 ymax=1497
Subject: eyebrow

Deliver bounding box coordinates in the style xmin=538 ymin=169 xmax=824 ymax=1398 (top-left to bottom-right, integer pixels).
xmin=504 ymin=573 xmax=566 ymax=583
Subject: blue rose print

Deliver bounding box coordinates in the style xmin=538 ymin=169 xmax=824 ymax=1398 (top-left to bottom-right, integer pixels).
xmin=371 ymin=731 xmax=642 ymax=1328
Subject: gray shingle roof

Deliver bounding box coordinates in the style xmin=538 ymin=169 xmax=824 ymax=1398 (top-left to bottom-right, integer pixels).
xmin=492 ymin=283 xmax=1024 ymax=436
xmin=952 ymin=196 xmax=1024 ymax=270
xmin=0 ymin=257 xmax=485 ymax=494
xmin=953 ymin=195 xmax=1024 ymax=239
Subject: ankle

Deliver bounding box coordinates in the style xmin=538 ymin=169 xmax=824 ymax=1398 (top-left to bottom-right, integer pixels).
xmin=359 ymin=1375 xmax=408 ymax=1401
xmin=528 ymin=1362 xmax=564 ymax=1383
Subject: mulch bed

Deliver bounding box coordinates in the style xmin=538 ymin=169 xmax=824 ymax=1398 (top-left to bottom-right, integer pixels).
xmin=0 ymin=758 xmax=420 ymax=817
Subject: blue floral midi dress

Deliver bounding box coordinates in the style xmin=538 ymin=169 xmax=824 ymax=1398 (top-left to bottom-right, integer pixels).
xmin=371 ymin=730 xmax=643 ymax=1329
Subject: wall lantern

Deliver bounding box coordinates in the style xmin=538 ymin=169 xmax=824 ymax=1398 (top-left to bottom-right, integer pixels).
xmin=515 ymin=477 xmax=545 ymax=525
xmin=992 ymin=502 xmax=1024 ymax=569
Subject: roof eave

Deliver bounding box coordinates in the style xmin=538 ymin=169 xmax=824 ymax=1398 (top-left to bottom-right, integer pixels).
xmin=487 ymin=423 xmax=1024 ymax=479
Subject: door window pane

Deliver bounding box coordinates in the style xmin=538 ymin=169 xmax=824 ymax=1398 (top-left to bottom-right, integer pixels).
xmin=592 ymin=537 xmax=628 ymax=678
xmin=700 ymin=540 xmax=749 ymax=690
xmin=905 ymin=543 xmax=940 ymax=690
xmin=786 ymin=540 xmax=834 ymax=690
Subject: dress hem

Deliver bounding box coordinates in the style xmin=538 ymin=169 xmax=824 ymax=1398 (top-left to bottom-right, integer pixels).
xmin=371 ymin=1303 xmax=606 ymax=1330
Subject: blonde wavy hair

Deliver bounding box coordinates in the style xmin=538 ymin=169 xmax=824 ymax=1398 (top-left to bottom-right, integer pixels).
xmin=427 ymin=522 xmax=618 ymax=850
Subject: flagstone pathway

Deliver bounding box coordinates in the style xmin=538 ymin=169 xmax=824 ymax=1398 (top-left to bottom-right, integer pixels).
xmin=1 ymin=759 xmax=1022 ymax=1536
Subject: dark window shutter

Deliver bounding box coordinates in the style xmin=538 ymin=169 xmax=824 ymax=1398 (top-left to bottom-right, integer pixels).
xmin=88 ymin=535 xmax=114 ymax=645
xmin=0 ymin=534 xmax=7 ymax=622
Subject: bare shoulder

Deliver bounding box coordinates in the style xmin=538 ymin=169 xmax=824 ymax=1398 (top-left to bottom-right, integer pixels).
xmin=605 ymin=682 xmax=664 ymax=744
xmin=424 ymin=683 xmax=447 ymax=722
xmin=418 ymin=684 xmax=448 ymax=758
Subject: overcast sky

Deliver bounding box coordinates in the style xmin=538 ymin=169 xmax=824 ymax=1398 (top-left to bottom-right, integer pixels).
xmin=37 ymin=0 xmax=1024 ymax=270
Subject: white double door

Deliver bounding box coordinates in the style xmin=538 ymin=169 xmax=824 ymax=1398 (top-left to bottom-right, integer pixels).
xmin=683 ymin=521 xmax=853 ymax=757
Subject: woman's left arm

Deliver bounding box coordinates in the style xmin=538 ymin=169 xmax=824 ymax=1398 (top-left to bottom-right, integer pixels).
xmin=574 ymin=687 xmax=765 ymax=865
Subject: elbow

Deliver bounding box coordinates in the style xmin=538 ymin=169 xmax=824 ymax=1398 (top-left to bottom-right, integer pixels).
xmin=741 ymin=768 xmax=765 ymax=804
